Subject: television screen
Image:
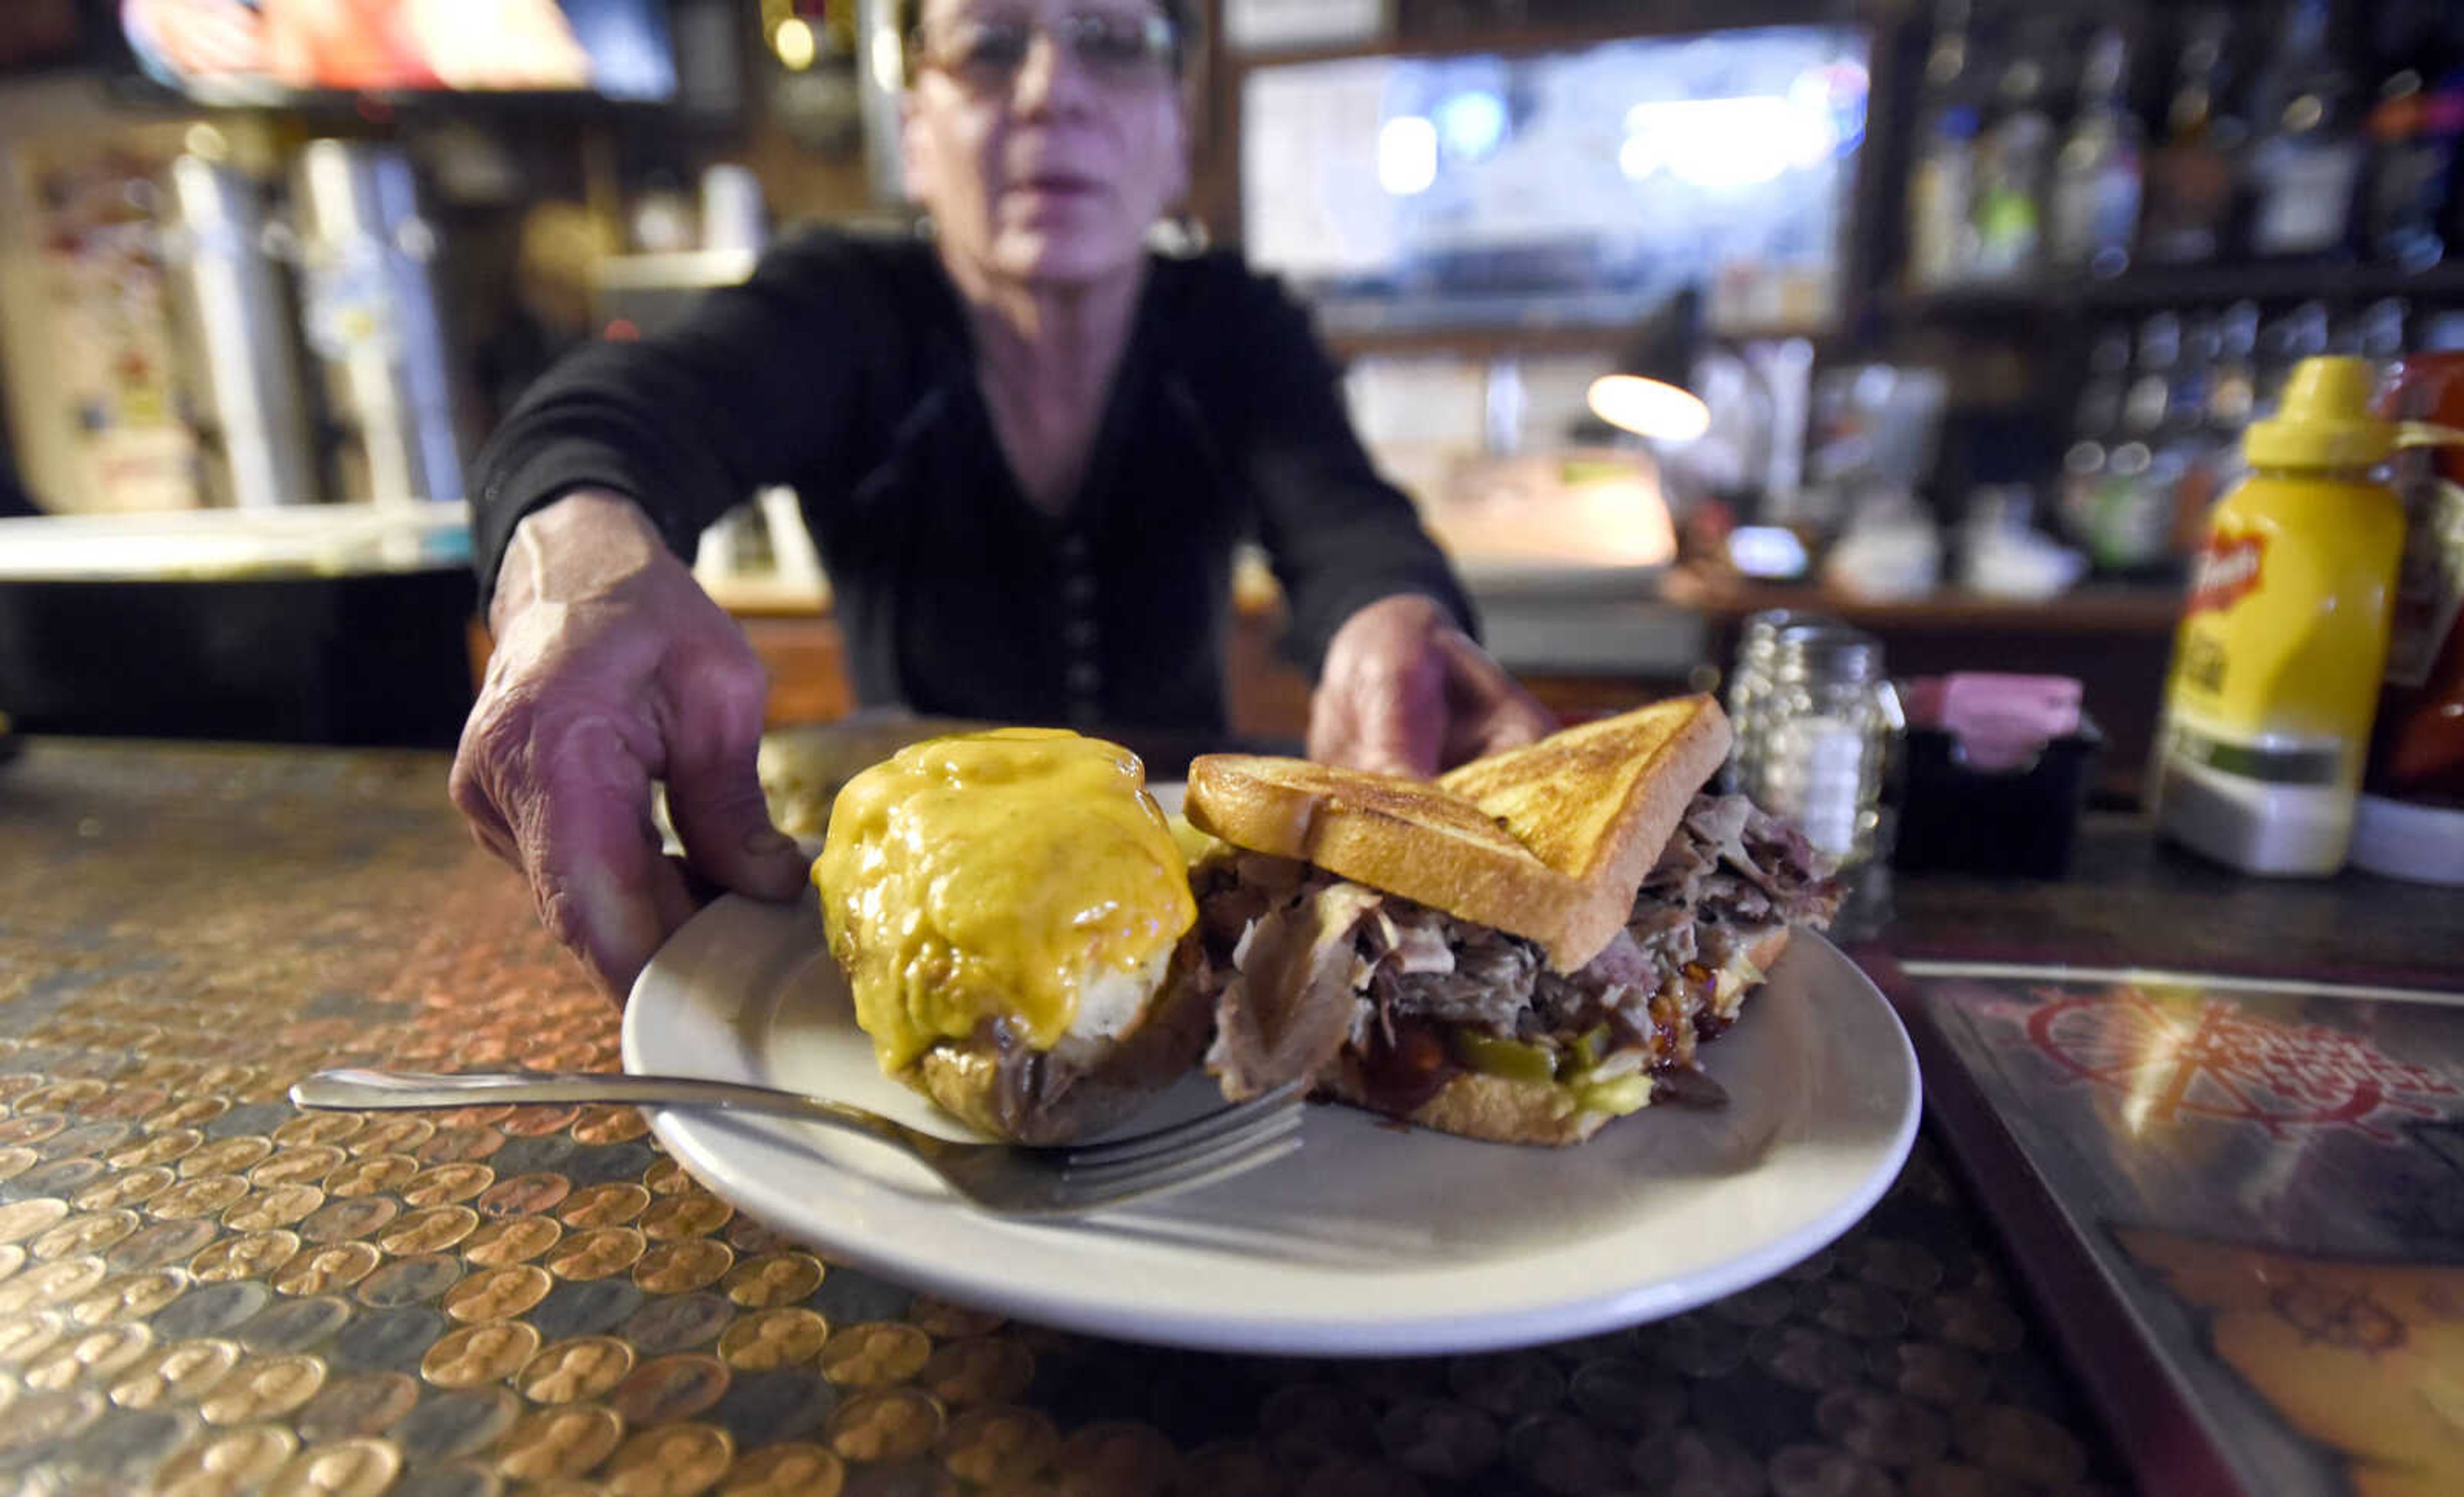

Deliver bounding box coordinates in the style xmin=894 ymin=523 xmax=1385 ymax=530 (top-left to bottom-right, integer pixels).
xmin=1242 ymin=25 xmax=1869 ymax=335
xmin=119 ymin=0 xmax=676 ymax=103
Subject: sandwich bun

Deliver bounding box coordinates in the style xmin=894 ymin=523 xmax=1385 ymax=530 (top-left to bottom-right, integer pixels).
xmin=1435 ymin=697 xmax=1732 ymax=970
xmin=1185 ymin=757 xmax=1592 ymax=968
xmin=1188 ymin=696 xmax=1732 ymax=972
xmin=1324 ymin=1068 xmax=1619 ymax=1147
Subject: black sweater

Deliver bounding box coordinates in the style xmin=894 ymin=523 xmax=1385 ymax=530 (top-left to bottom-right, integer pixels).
xmin=470 ymin=228 xmax=1476 ymax=737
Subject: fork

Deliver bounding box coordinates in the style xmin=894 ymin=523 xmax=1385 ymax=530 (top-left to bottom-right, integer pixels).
xmin=289 ymin=1069 xmax=1306 ymax=1216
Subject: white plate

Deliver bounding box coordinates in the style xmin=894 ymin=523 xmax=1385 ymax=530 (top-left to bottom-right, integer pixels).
xmin=623 ymin=893 xmax=1921 ymax=1357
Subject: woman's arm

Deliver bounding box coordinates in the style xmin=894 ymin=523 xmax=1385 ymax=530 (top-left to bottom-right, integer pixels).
xmin=455 ymin=231 xmax=924 ymax=999
xmin=1216 ymin=268 xmax=1553 ymax=773
xmin=452 ymin=487 xmax=805 ymax=999
xmin=469 ymin=230 xmax=915 ymax=608
xmin=1219 ymin=271 xmax=1478 ymax=674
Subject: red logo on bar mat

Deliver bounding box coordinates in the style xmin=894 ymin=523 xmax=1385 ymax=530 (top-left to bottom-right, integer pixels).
xmin=2019 ymin=986 xmax=2457 ymax=1141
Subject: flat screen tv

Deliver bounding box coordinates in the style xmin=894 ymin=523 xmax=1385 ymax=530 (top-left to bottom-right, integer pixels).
xmin=1241 ymin=24 xmax=1869 ymax=336
xmin=111 ymin=0 xmax=677 ymax=106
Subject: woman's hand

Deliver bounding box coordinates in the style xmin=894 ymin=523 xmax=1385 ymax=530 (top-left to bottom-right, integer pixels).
xmin=1308 ymin=594 xmax=1557 ymax=778
xmin=450 ymin=489 xmax=810 ymax=1000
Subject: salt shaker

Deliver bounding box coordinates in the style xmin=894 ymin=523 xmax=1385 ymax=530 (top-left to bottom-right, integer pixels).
xmin=1723 ymin=609 xmax=1828 ymax=794
xmin=1750 ymin=624 xmax=1897 ymax=869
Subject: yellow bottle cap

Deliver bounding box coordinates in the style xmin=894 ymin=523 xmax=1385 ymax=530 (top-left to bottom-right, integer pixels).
xmin=2243 ymin=355 xmax=2396 ymax=468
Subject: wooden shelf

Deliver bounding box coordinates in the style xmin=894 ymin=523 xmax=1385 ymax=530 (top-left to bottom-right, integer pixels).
xmin=1324 ymin=322 xmax=1627 ymax=363
xmin=1666 ymin=574 xmax=2186 ymax=633
xmin=2080 ymin=259 xmax=2464 ymax=309
xmin=1324 ymin=318 xmax=1836 ymax=363
xmin=1893 ymin=259 xmax=2464 ymax=323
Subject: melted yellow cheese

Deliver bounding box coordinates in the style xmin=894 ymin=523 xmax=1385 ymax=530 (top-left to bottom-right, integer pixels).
xmin=814 ymin=728 xmax=1196 ymax=1075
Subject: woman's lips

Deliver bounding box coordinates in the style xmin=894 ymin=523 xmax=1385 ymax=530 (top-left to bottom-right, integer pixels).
xmin=1009 ymin=174 xmax=1105 ymax=199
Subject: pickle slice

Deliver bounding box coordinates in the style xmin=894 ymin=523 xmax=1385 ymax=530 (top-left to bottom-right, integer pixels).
xmin=1447 ymin=1029 xmax=1558 ymax=1086
xmin=1576 ymin=1075 xmax=1653 ymax=1116
xmin=1562 ymin=1025 xmax=1612 ymax=1077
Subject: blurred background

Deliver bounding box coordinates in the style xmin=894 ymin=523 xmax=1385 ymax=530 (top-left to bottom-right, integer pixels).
xmin=2 ymin=0 xmax=2458 ymax=801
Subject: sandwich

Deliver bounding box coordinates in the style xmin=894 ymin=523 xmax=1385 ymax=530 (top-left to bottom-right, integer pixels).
xmin=813 ymin=728 xmax=1211 ymax=1145
xmin=1181 ymin=696 xmax=1840 ymax=1145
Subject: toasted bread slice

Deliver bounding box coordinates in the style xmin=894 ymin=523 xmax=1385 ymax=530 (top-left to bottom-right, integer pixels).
xmin=1434 ymin=696 xmax=1731 ymax=966
xmin=1321 ymin=1066 xmax=1632 ymax=1147
xmin=1438 ymin=696 xmax=1732 ymax=885
xmin=1186 ymin=697 xmax=1731 ymax=973
xmin=1183 ymin=757 xmax=1587 ymax=962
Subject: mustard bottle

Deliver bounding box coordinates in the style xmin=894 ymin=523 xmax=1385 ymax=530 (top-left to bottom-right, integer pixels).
xmin=2154 ymin=356 xmax=2409 ymax=876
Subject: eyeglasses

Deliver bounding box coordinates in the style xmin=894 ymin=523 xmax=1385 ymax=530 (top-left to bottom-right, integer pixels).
xmin=911 ymin=11 xmax=1181 ymax=92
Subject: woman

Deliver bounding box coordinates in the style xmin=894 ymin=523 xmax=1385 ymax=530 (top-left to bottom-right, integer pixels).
xmin=453 ymin=0 xmax=1555 ymax=998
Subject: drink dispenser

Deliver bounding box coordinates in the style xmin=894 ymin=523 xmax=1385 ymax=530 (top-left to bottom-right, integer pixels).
xmin=291 ymin=141 xmax=463 ymax=506
xmin=159 ymin=152 xmax=318 ymax=511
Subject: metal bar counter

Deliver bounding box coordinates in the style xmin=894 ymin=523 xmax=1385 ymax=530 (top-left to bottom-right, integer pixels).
xmin=0 ymin=738 xmax=2144 ymax=1496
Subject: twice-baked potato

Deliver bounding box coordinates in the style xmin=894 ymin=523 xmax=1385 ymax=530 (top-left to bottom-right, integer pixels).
xmin=812 ymin=728 xmax=1210 ymax=1145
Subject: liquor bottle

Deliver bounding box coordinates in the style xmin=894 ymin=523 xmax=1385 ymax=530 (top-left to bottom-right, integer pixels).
xmin=2049 ymin=24 xmax=2145 ymax=278
xmin=2059 ymin=325 xmax=2134 ymax=551
xmin=2205 ymin=301 xmax=2263 ymax=493
xmin=2141 ymin=8 xmax=2245 ymax=266
xmin=2209 ymin=302 xmax=2263 ymax=432
xmin=1968 ymin=19 xmax=2064 ymax=286
xmin=2357 ymin=298 xmax=2411 ymax=366
xmin=2254 ymin=302 xmax=2332 ymax=423
xmin=2365 ymin=6 xmax=2464 ymax=272
xmin=2123 ymin=312 xmax=2182 ymax=438
xmin=2161 ymin=315 xmax=2225 ymax=559
xmin=2086 ymin=314 xmax=2184 ymax=576
xmin=2078 ymin=324 xmax=2135 ymax=439
xmin=1907 ymin=0 xmax=1982 ymax=289
xmin=2245 ymin=0 xmax=2366 ymax=260
xmin=2356 ymin=338 xmax=2464 ymax=885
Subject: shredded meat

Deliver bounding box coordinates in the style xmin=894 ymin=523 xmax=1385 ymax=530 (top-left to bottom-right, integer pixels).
xmin=1664 ymin=794 xmax=1844 ymax=928
xmin=1631 ymin=794 xmax=1840 ymax=971
xmin=1202 ymin=871 xmax=1380 ymax=1100
xmin=1361 ymin=904 xmax=1537 ymax=1039
xmin=1367 ymin=907 xmax=1455 ymax=975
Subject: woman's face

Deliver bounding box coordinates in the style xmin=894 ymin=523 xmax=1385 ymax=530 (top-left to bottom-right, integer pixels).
xmin=902 ymin=0 xmax=1188 ymax=291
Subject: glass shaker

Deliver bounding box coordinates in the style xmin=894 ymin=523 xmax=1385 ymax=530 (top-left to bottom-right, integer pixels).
xmin=1750 ymin=624 xmax=1899 ymax=873
xmin=1723 ymin=608 xmax=1830 ymax=793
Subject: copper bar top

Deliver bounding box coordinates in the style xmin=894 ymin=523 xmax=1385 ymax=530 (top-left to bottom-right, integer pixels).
xmin=0 ymin=736 xmax=2254 ymax=1496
